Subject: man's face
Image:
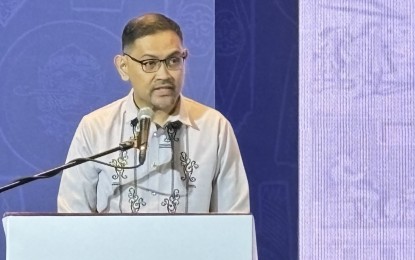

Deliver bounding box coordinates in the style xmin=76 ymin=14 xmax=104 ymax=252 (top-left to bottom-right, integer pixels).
xmin=121 ymin=30 xmax=185 ymax=113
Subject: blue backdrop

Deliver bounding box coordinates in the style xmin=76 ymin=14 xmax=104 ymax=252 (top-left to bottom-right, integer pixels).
xmin=0 ymin=1 xmax=298 ymax=259
xmin=216 ymin=1 xmax=298 ymax=259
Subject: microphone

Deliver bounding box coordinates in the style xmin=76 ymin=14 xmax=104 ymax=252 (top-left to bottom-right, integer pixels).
xmin=136 ymin=107 xmax=154 ymax=165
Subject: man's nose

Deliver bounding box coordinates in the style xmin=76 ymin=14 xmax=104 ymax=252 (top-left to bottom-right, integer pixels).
xmin=155 ymin=61 xmax=173 ymax=79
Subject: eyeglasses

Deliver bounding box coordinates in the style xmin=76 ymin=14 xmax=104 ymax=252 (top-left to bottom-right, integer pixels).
xmin=123 ymin=51 xmax=187 ymax=73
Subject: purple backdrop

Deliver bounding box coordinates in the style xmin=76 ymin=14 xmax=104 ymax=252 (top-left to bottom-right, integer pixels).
xmin=300 ymin=0 xmax=415 ymax=258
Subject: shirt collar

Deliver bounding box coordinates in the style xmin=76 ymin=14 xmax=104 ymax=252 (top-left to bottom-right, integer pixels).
xmin=124 ymin=90 xmax=197 ymax=130
xmin=165 ymin=94 xmax=195 ymax=129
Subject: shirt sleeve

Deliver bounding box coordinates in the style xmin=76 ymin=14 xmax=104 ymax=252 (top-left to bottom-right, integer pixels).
xmin=57 ymin=117 xmax=99 ymax=213
xmin=210 ymin=118 xmax=250 ymax=213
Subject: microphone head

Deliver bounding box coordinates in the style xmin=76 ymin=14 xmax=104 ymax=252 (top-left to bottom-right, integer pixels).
xmin=137 ymin=107 xmax=154 ymax=120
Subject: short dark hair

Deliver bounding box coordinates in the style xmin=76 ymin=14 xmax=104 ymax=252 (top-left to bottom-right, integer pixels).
xmin=121 ymin=13 xmax=183 ymax=52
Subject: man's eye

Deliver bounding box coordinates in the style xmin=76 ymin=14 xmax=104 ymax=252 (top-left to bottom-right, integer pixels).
xmin=167 ymin=57 xmax=182 ymax=65
xmin=142 ymin=60 xmax=158 ymax=67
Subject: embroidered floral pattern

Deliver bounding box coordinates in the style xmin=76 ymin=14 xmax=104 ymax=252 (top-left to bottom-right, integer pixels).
xmin=110 ymin=151 xmax=128 ymax=180
xmin=128 ymin=187 xmax=146 ymax=213
xmin=180 ymin=152 xmax=198 ymax=182
xmin=161 ymin=189 xmax=180 ymax=213
xmin=165 ymin=121 xmax=182 ymax=142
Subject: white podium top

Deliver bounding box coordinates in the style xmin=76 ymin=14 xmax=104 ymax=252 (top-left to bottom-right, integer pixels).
xmin=3 ymin=213 xmax=256 ymax=260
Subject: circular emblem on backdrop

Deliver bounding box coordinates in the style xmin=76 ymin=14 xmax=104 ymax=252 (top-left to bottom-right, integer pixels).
xmin=0 ymin=0 xmax=26 ymax=27
xmin=215 ymin=10 xmax=246 ymax=56
xmin=177 ymin=3 xmax=214 ymax=57
xmin=0 ymin=21 xmax=124 ymax=171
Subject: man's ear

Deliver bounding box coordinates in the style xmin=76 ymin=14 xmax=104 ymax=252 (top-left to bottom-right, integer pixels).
xmin=114 ymin=55 xmax=130 ymax=81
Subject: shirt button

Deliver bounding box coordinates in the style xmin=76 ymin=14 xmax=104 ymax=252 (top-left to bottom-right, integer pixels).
xmin=152 ymin=162 xmax=157 ymax=168
xmin=151 ymin=192 xmax=157 ymax=196
xmin=153 ymin=132 xmax=157 ymax=137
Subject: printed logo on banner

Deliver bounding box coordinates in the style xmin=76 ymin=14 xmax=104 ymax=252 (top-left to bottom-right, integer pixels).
xmin=0 ymin=0 xmax=26 ymax=27
xmin=310 ymin=116 xmax=415 ymax=258
xmin=172 ymin=3 xmax=215 ymax=108
xmin=313 ymin=1 xmax=415 ymax=98
xmin=215 ymin=7 xmax=253 ymax=132
xmin=177 ymin=3 xmax=214 ymax=57
xmin=303 ymin=1 xmax=415 ymax=258
xmin=0 ymin=21 xmax=124 ymax=171
xmin=215 ymin=10 xmax=245 ymax=56
xmin=315 ymin=118 xmax=379 ymax=228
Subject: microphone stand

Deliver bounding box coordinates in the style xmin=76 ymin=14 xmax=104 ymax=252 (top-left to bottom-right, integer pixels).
xmin=0 ymin=140 xmax=136 ymax=194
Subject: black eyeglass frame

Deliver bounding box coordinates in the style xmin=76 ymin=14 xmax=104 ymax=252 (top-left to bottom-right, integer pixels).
xmin=123 ymin=50 xmax=188 ymax=73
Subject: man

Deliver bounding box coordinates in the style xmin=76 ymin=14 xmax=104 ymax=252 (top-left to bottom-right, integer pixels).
xmin=57 ymin=13 xmax=250 ymax=214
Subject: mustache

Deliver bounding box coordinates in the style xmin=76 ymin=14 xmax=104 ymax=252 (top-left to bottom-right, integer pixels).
xmin=152 ymin=79 xmax=176 ymax=89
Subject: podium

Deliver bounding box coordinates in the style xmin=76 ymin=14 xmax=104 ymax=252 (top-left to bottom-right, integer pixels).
xmin=3 ymin=213 xmax=256 ymax=260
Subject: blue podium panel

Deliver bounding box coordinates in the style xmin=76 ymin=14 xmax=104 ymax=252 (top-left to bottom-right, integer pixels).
xmin=3 ymin=213 xmax=255 ymax=260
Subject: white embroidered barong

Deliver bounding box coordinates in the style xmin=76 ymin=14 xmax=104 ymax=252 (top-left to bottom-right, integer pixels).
xmin=58 ymin=90 xmax=250 ymax=214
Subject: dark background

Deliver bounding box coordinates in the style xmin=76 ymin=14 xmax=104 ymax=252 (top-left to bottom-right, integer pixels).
xmin=216 ymin=1 xmax=298 ymax=259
